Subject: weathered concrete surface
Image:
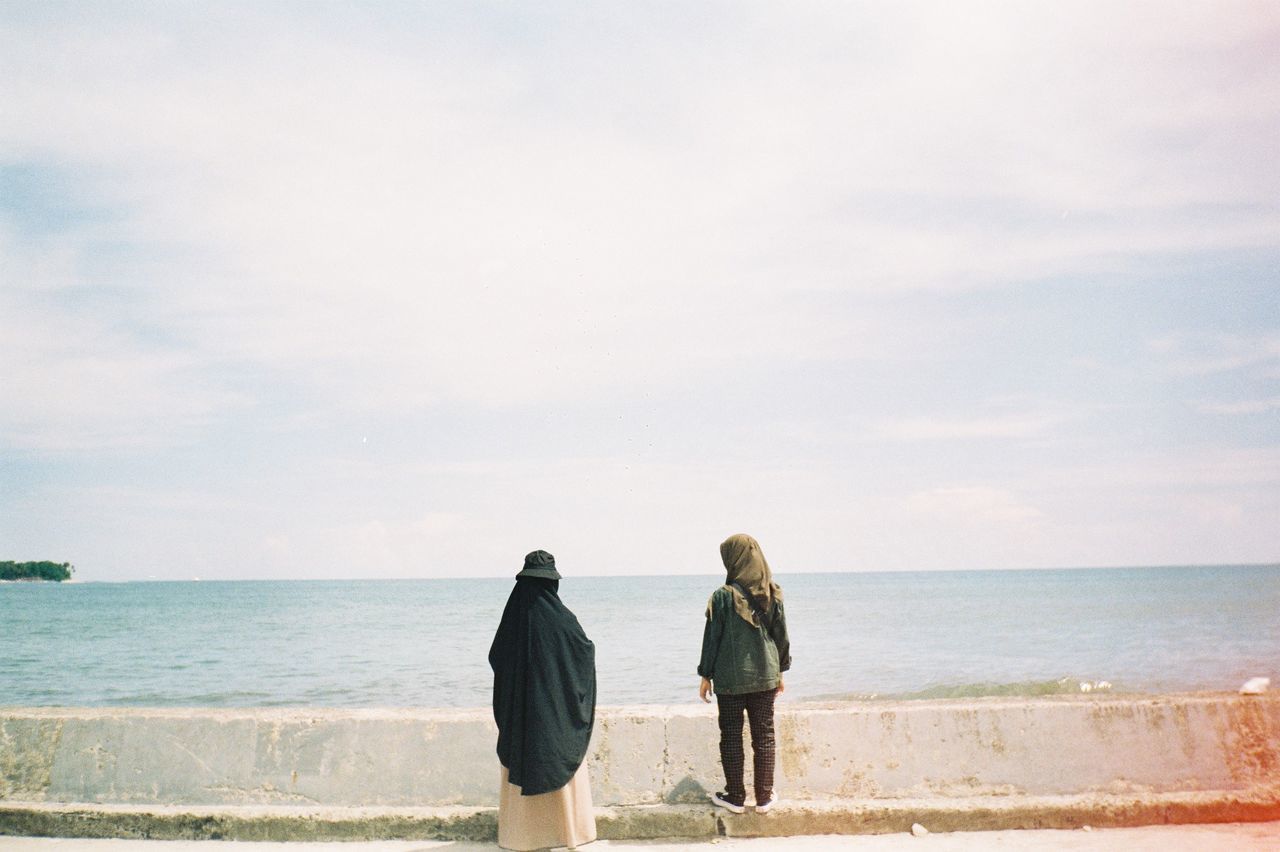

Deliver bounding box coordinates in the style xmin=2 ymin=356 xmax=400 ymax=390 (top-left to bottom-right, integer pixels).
xmin=1 ymin=694 xmax=1277 ymax=839
xmin=11 ymin=824 xmax=1280 ymax=851
xmin=3 ymin=822 xmax=1280 ymax=852
xmin=1 ymin=791 xmax=1278 ymax=841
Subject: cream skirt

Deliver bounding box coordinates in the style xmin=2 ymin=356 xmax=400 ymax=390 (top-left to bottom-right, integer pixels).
xmin=498 ymin=761 xmax=596 ymax=851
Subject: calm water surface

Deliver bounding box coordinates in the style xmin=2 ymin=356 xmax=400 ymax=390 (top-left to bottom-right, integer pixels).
xmin=2 ymin=565 xmax=1277 ymax=707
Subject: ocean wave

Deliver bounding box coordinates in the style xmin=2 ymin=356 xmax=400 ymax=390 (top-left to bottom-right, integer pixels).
xmin=809 ymin=676 xmax=1118 ymax=702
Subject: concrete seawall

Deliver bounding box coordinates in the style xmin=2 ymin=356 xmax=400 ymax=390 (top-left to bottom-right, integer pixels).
xmin=2 ymin=694 xmax=1278 ymax=840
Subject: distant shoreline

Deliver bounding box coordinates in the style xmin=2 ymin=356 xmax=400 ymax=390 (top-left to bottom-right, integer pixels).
xmin=0 ymin=577 xmax=76 ymax=584
xmin=0 ymin=561 xmax=75 ymax=582
xmin=19 ymin=561 xmax=1280 ymax=584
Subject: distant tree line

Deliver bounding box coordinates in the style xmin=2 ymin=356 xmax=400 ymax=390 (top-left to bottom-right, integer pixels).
xmin=0 ymin=561 xmax=75 ymax=581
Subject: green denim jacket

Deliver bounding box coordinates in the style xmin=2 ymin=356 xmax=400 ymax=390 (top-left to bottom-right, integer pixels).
xmin=697 ymin=586 xmax=791 ymax=695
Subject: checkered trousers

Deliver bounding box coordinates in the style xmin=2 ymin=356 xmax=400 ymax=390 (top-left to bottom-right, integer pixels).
xmin=715 ymin=688 xmax=777 ymax=805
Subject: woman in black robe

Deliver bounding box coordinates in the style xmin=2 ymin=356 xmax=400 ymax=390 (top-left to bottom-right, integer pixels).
xmin=489 ymin=550 xmax=597 ymax=851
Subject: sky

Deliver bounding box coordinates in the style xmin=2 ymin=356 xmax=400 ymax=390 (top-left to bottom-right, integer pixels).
xmin=1 ymin=1 xmax=1278 ymax=580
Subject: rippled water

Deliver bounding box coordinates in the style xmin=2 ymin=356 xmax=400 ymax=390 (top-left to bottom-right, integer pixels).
xmin=2 ymin=565 xmax=1277 ymax=707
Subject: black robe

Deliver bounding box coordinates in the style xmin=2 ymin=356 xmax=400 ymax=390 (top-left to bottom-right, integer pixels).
xmin=488 ymin=576 xmax=597 ymax=796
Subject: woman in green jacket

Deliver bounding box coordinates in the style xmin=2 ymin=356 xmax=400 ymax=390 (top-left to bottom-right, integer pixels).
xmin=698 ymin=533 xmax=791 ymax=814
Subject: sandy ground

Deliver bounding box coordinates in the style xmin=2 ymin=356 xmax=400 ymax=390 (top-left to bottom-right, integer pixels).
xmin=2 ymin=822 xmax=1280 ymax=852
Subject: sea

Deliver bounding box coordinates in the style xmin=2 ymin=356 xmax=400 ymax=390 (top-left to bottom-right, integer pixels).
xmin=2 ymin=565 xmax=1277 ymax=708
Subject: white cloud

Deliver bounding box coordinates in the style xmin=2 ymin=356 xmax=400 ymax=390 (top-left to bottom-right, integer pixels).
xmin=2 ymin=3 xmax=1277 ymax=576
xmin=905 ymin=486 xmax=1044 ymax=524
xmin=1044 ymin=446 xmax=1280 ymax=490
xmin=2 ymin=1 xmax=1276 ymax=432
xmin=0 ymin=225 xmax=247 ymax=449
xmin=1196 ymin=397 xmax=1280 ymax=415
xmin=871 ymin=413 xmax=1058 ymax=442
xmin=1152 ymin=334 xmax=1280 ymax=377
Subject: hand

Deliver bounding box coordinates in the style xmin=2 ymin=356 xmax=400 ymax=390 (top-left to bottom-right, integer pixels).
xmin=699 ymin=677 xmax=713 ymax=703
xmin=777 ymin=675 xmax=785 ymax=695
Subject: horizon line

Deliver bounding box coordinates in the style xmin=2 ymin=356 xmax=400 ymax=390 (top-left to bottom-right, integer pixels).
xmin=37 ymin=560 xmax=1280 ymax=583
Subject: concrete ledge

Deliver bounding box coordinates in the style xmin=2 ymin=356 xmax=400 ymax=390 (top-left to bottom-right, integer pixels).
xmin=2 ymin=790 xmax=1278 ymax=842
xmin=5 ymin=695 xmax=1279 ymax=806
xmin=0 ymin=801 xmax=496 ymax=842
xmin=711 ymin=789 xmax=1280 ymax=836
xmin=3 ymin=694 xmax=1278 ymax=840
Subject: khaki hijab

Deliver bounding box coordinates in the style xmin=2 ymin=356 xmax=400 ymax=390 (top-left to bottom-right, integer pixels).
xmin=715 ymin=533 xmax=782 ymax=627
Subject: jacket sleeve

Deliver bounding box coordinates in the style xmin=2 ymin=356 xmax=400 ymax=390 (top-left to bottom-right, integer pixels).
xmin=771 ymin=599 xmax=791 ymax=673
xmin=697 ymin=591 xmax=724 ymax=678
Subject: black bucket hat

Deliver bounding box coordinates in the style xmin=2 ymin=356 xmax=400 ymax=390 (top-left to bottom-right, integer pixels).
xmin=516 ymin=549 xmax=561 ymax=580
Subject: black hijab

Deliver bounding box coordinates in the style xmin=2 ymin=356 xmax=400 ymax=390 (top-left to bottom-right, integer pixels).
xmin=488 ymin=560 xmax=596 ymax=796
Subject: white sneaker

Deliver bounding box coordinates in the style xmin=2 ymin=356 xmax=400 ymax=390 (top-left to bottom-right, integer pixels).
xmin=711 ymin=791 xmax=746 ymax=814
xmin=756 ymin=795 xmax=778 ymax=813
